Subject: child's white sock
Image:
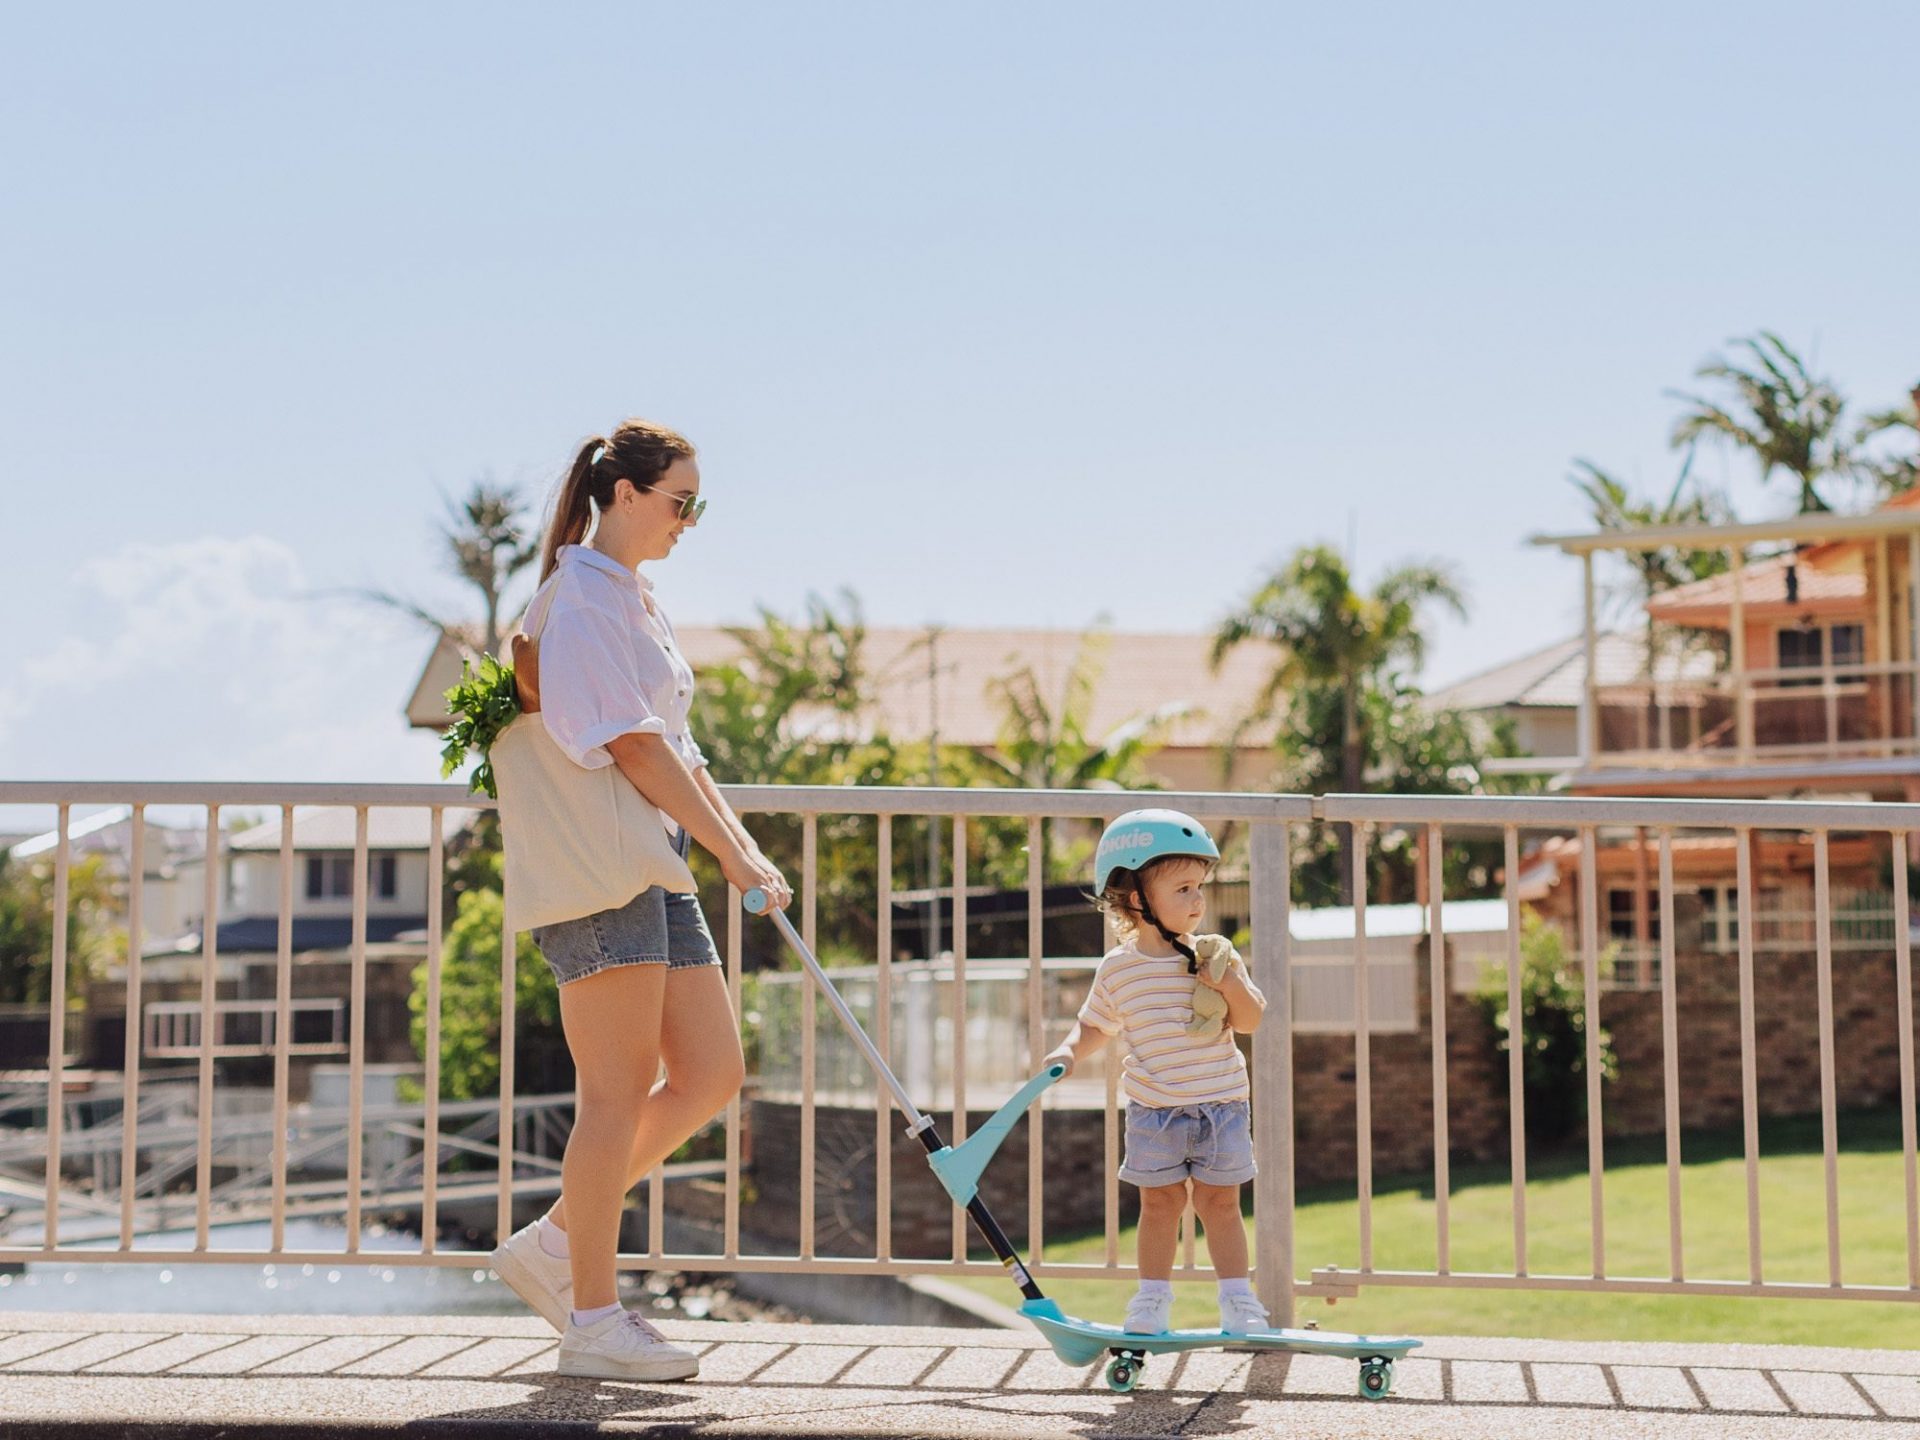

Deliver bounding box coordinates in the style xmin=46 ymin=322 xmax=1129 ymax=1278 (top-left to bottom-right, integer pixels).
xmin=1217 ymin=1277 xmax=1253 ymax=1298
xmin=570 ymin=1301 xmax=622 ymax=1328
xmin=537 ymin=1216 xmax=570 ymax=1259
xmin=1137 ymin=1279 xmax=1173 ymax=1297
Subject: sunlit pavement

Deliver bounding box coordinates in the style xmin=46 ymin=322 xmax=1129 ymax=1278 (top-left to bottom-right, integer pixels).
xmin=1 ymin=1311 xmax=1917 ymax=1437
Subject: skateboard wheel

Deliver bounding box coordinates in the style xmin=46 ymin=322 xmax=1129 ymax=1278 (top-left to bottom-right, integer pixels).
xmin=1358 ymin=1358 xmax=1393 ymax=1399
xmin=1105 ymin=1357 xmax=1139 ymax=1393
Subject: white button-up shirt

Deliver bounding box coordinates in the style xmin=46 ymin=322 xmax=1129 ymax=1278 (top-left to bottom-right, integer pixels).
xmin=531 ymin=545 xmax=707 ymax=789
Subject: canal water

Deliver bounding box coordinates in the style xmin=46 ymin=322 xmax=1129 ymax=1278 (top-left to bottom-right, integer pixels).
xmin=0 ymin=1218 xmax=528 ymax=1316
xmin=2 ymin=1218 xmax=770 ymax=1322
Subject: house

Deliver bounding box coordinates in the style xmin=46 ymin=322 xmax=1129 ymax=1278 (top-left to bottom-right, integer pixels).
xmin=112 ymin=807 xmax=480 ymax=1093
xmin=404 ymin=623 xmax=1285 ymax=792
xmin=1506 ymin=490 xmax=1920 ymax=983
xmin=5 ymin=805 xmax=203 ymax=948
xmin=1426 ymin=631 xmax=1722 ymax=775
xmin=1533 ymin=489 xmax=1920 ymax=799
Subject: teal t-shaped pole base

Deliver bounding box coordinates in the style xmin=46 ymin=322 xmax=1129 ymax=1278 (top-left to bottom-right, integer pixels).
xmin=926 ymin=1063 xmax=1067 ymax=1208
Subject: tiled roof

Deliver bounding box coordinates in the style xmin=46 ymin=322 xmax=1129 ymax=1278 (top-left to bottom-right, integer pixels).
xmin=407 ymin=624 xmax=1282 ymax=751
xmin=212 ymin=915 xmax=425 ymax=953
xmin=1427 ymin=631 xmax=1719 ymax=713
xmin=227 ymin=808 xmax=482 ymax=853
xmin=1645 ymin=553 xmax=1866 ymax=623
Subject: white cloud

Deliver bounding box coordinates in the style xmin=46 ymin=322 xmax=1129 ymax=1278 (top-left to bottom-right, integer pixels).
xmin=0 ymin=535 xmax=454 ymax=786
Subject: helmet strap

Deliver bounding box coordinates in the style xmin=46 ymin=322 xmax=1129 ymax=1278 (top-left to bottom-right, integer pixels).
xmin=1132 ymin=874 xmax=1198 ymax=973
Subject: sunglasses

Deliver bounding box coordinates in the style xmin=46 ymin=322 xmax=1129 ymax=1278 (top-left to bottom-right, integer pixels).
xmin=637 ymin=484 xmax=707 ymax=523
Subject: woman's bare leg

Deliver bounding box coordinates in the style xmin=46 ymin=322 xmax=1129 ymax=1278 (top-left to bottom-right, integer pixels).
xmin=547 ymin=964 xmax=744 ymax=1230
xmin=554 ymin=963 xmax=667 ymax=1312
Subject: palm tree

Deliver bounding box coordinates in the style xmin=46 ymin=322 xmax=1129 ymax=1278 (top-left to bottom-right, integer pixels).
xmin=1668 ymin=332 xmax=1858 ymax=514
xmin=1856 ymin=385 xmax=1920 ymax=497
xmin=969 ymin=631 xmax=1186 ymax=879
xmin=1211 ymin=545 xmax=1466 ymax=902
xmin=1568 ymin=456 xmax=1732 ymax=662
xmin=356 ymin=480 xmax=539 ymax=659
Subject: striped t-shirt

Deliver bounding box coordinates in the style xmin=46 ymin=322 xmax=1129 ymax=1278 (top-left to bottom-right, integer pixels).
xmin=1077 ymin=941 xmax=1249 ymax=1107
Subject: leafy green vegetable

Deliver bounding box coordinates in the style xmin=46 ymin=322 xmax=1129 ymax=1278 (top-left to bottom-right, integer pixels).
xmin=441 ymin=654 xmax=520 ymax=798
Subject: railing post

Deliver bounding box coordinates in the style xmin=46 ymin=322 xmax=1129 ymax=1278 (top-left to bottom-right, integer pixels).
xmin=1251 ymin=819 xmax=1295 ymax=1326
xmin=1731 ymin=546 xmax=1753 ymax=759
xmin=1581 ymin=553 xmax=1599 ymax=764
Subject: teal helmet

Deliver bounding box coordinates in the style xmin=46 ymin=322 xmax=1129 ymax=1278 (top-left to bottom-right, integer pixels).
xmin=1094 ymin=808 xmax=1220 ymax=894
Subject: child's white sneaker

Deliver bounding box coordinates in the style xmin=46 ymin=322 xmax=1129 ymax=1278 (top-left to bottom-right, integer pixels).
xmin=1123 ymin=1287 xmax=1173 ymax=1335
xmin=489 ymin=1219 xmax=572 ymax=1332
xmin=1219 ymin=1289 xmax=1270 ymax=1335
xmin=557 ymin=1308 xmax=700 ymax=1381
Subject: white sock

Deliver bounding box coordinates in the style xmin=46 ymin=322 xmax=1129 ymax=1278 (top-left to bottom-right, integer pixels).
xmin=1136 ymin=1279 xmax=1173 ymax=1298
xmin=536 ymin=1216 xmax=570 ymax=1259
xmin=570 ymin=1301 xmax=622 ymax=1328
xmin=1218 ymin=1277 xmax=1255 ymax=1299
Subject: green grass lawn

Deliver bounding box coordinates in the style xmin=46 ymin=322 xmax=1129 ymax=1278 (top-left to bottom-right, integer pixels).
xmin=950 ymin=1106 xmax=1920 ymax=1346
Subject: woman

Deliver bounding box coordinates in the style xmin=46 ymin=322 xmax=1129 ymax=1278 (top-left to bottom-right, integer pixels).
xmin=488 ymin=419 xmax=790 ymax=1383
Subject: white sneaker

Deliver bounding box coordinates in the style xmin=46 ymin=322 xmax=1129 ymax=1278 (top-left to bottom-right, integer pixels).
xmin=1219 ymin=1289 xmax=1270 ymax=1335
xmin=489 ymin=1219 xmax=572 ymax=1332
xmin=1123 ymin=1287 xmax=1172 ymax=1335
xmin=557 ymin=1308 xmax=700 ymax=1382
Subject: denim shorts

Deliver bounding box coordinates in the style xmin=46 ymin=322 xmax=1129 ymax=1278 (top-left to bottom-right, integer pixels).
xmin=1119 ymin=1099 xmax=1257 ymax=1188
xmin=530 ymin=829 xmax=721 ymax=985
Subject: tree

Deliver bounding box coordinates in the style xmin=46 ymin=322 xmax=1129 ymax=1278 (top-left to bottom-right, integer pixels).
xmin=689 ymin=592 xmax=959 ymax=966
xmin=1856 ymin=385 xmax=1920 ymax=497
xmin=1668 ymin=332 xmax=1860 ymax=515
xmin=354 ymin=479 xmax=539 ymax=659
xmin=965 ymin=630 xmax=1182 ymax=883
xmin=0 ymin=852 xmax=120 ymax=1007
xmin=1567 ymin=456 xmax=1733 ymax=677
xmin=696 ymin=589 xmax=874 ymax=785
xmin=408 ymin=887 xmax=555 ymax=1101
xmin=1212 ymin=545 xmax=1468 ymax=902
xmin=1472 ymin=911 xmax=1617 ymax=1147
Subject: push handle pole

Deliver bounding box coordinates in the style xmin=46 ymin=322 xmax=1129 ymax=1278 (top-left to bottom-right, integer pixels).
xmin=744 ymin=886 xmax=1048 ymax=1301
xmin=745 ymin=887 xmax=930 ymax=1131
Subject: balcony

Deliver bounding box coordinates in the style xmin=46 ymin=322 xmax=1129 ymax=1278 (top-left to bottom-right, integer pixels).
xmin=1593 ymin=662 xmax=1919 ymax=769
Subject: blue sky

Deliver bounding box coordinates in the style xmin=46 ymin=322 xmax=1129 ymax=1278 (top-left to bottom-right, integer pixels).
xmin=3 ymin=1 xmax=1917 ymax=805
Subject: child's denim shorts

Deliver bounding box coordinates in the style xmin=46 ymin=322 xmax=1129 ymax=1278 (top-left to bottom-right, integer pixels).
xmin=1120 ymin=1099 xmax=1257 ymax=1188
xmin=530 ymin=829 xmax=721 ymax=985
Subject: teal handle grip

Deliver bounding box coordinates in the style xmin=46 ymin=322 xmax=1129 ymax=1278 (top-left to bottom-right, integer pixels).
xmin=744 ymin=886 xmax=769 ymax=914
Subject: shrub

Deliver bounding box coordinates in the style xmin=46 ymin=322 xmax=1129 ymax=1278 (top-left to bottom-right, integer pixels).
xmin=1472 ymin=911 xmax=1618 ymax=1147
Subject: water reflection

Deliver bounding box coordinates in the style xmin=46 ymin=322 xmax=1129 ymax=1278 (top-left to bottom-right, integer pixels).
xmin=0 ymin=1218 xmax=523 ymax=1316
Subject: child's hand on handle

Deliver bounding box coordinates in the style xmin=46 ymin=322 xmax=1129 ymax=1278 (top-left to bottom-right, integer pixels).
xmin=1042 ymin=1044 xmax=1077 ymax=1078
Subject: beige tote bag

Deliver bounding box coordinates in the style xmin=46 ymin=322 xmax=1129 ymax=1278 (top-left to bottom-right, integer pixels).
xmin=495 ymin=580 xmax=697 ymax=936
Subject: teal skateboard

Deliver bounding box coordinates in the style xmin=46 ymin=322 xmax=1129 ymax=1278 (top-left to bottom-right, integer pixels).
xmin=1020 ymin=1296 xmax=1419 ymax=1396
xmin=744 ymin=889 xmax=1424 ymax=1400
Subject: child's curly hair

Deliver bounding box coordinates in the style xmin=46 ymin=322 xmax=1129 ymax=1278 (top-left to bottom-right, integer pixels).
xmin=1096 ymin=853 xmax=1215 ymax=957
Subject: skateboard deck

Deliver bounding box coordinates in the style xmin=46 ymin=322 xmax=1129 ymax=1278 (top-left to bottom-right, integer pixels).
xmin=1020 ymin=1297 xmax=1420 ymax=1397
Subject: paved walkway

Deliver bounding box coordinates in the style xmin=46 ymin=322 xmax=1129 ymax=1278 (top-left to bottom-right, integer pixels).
xmin=1 ymin=1311 xmax=1918 ymax=1438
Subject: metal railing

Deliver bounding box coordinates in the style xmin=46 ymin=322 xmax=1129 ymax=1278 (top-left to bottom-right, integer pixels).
xmin=2 ymin=780 xmax=1917 ymax=1326
xmin=142 ymin=998 xmax=347 ymax=1059
xmin=1594 ymin=661 xmax=1920 ymax=767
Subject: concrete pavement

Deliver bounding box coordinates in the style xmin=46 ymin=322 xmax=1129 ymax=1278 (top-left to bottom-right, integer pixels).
xmin=1 ymin=1310 xmax=1917 ymax=1438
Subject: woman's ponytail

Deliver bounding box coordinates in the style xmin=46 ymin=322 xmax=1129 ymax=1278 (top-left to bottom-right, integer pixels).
xmin=539 ymin=437 xmax=609 ymax=582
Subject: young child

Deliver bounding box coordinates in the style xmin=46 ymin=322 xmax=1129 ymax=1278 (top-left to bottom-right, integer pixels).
xmin=1044 ymin=808 xmax=1270 ymax=1335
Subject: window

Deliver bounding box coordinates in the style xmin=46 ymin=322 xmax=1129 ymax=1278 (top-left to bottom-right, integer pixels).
xmin=1831 ymin=623 xmax=1864 ymax=669
xmin=1606 ymin=888 xmax=1660 ymax=941
xmin=1776 ymin=622 xmax=1865 ymax=686
xmin=1777 ymin=626 xmax=1822 ymax=685
xmin=304 ymin=854 xmax=394 ymax=900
